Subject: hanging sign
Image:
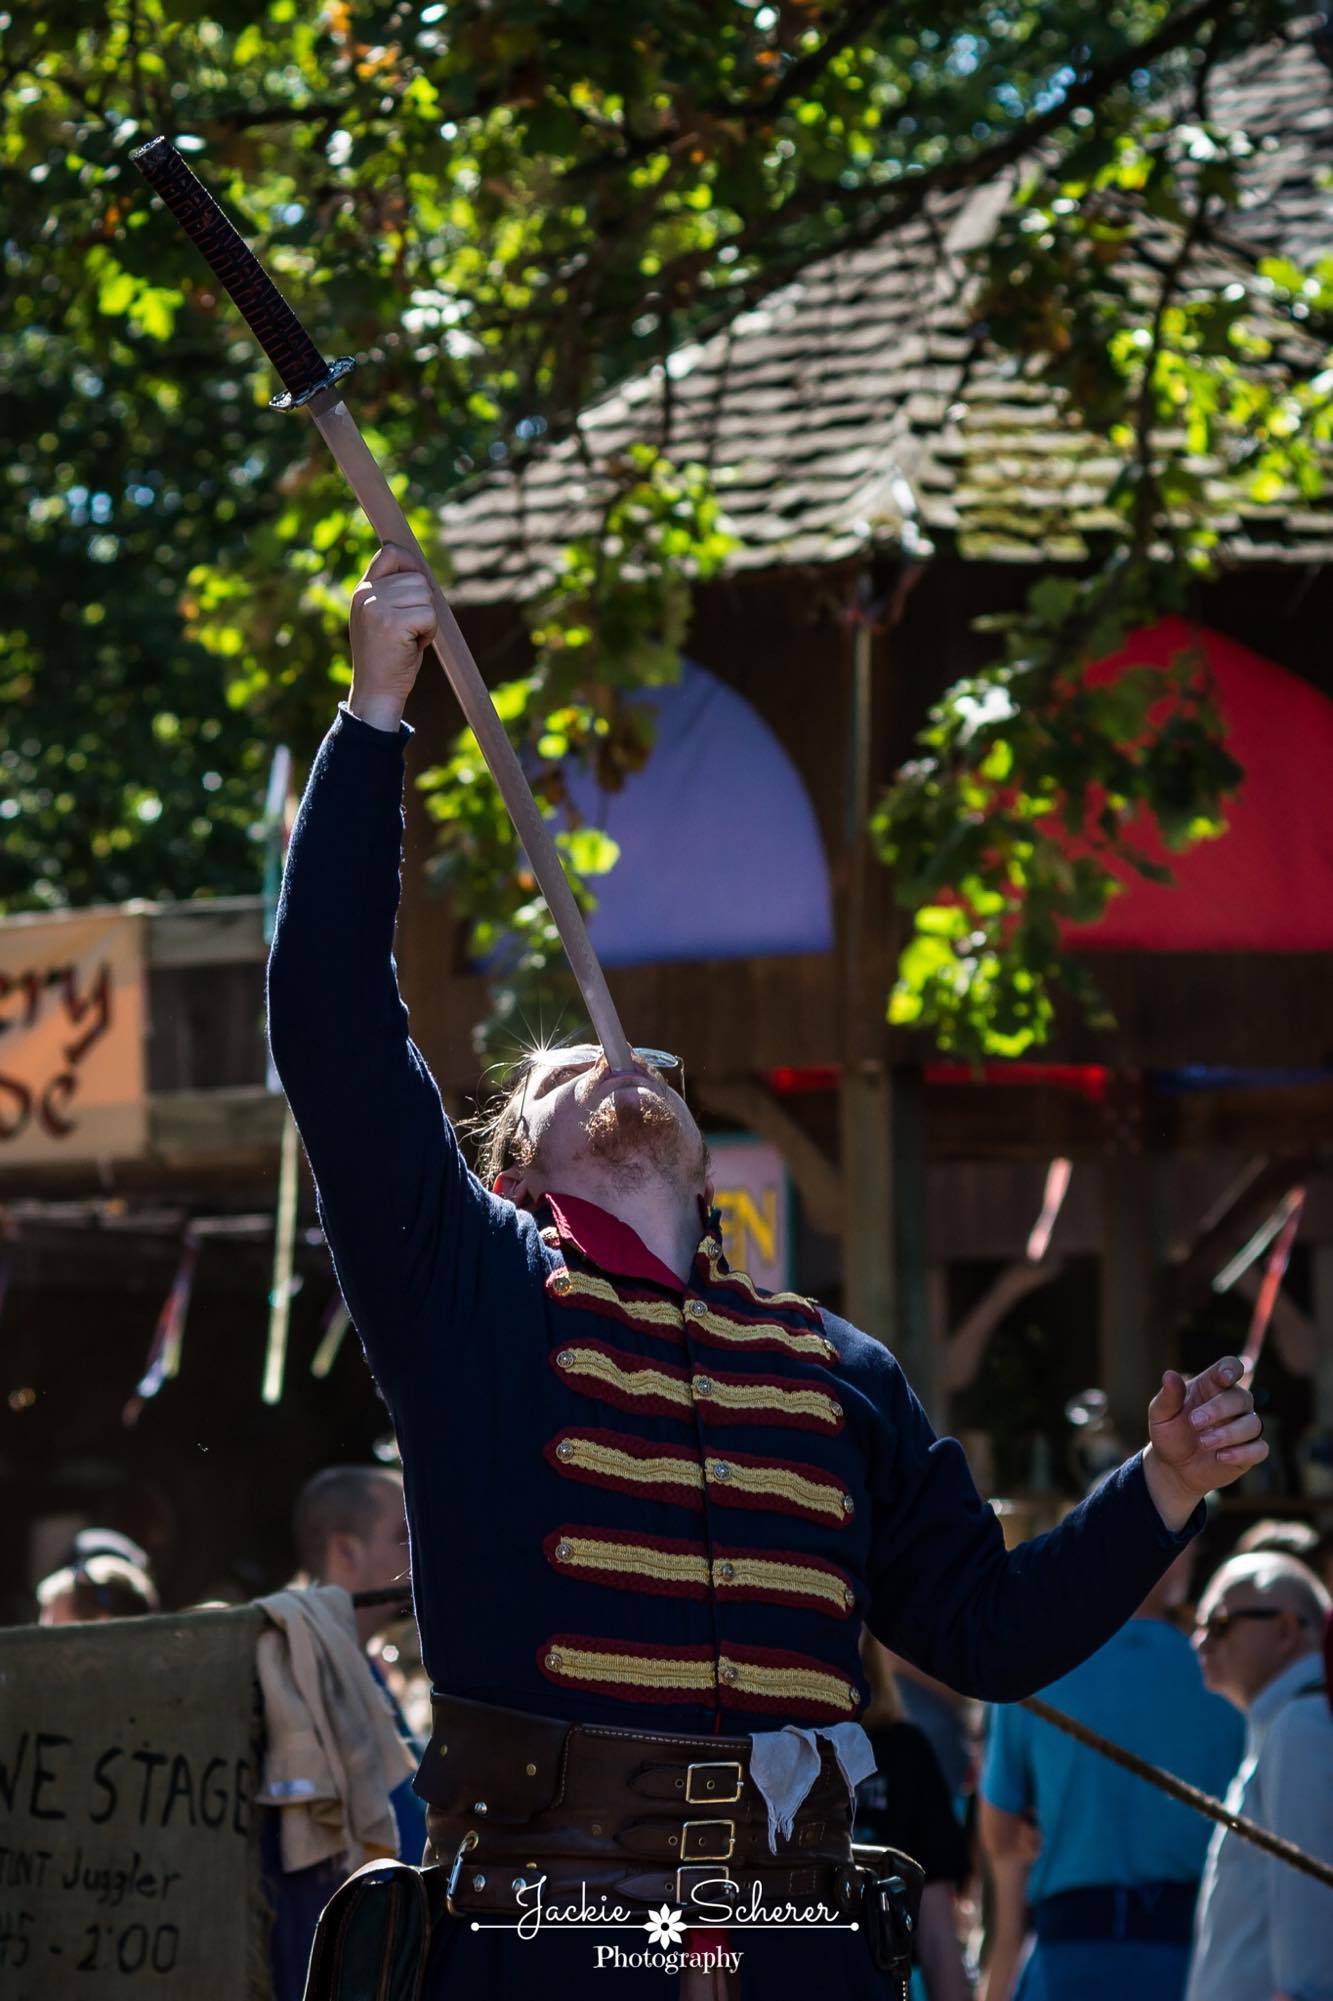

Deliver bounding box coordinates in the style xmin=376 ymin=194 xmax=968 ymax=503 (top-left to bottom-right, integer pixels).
xmin=0 ymin=907 xmax=147 ymax=1165
xmin=709 ymin=1136 xmax=794 ymax=1291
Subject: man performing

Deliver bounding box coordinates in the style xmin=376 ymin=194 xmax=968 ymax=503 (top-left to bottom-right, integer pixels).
xmin=266 ymin=543 xmax=1269 ymax=1999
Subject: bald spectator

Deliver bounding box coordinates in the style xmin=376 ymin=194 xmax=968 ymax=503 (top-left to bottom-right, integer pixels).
xmin=1186 ymin=1552 xmax=1333 ymax=2001
xmin=293 ymin=1463 xmax=411 ymax=1646
xmin=265 ymin=1465 xmax=424 ymax=2001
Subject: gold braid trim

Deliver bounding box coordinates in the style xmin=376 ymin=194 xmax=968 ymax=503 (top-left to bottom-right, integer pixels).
xmin=556 ymin=1535 xmax=710 ymax=1590
xmin=554 ymin=1270 xmax=685 ymax=1331
xmin=719 ymin=1655 xmax=857 ymax=1714
xmin=562 ymin=1436 xmax=705 ymax=1497
xmin=559 ymin=1348 xmax=692 ymax=1409
xmin=544 ymin=1645 xmax=716 ymax=1693
xmin=691 ymin=1303 xmax=834 ymax=1360
xmin=709 ymin=1459 xmax=850 ymax=1521
xmin=713 ymin=1555 xmax=854 ymax=1614
xmin=702 ymin=1247 xmax=817 ymax=1314
xmin=697 ymin=1378 xmax=841 ymax=1428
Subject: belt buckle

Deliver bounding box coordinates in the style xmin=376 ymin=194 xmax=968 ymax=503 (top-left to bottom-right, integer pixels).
xmin=680 ymin=1818 xmax=735 ymax=1863
xmin=685 ymin=1759 xmax=743 ymax=1805
xmin=676 ymin=1862 xmax=737 ymax=1905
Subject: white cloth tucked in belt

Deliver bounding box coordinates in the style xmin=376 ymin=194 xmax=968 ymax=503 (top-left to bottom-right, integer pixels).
xmin=747 ymin=1722 xmax=875 ymax=1855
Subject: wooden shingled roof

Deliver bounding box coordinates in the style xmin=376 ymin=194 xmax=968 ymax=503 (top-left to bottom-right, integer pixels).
xmin=438 ymin=25 xmax=1333 ymax=605
xmin=1207 ymin=16 xmax=1333 ymax=265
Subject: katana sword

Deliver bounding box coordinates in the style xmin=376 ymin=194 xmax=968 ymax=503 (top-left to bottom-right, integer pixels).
xmin=131 ymin=135 xmax=633 ymax=1073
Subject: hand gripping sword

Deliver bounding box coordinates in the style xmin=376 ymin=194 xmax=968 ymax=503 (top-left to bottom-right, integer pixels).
xmin=131 ymin=135 xmax=633 ymax=1072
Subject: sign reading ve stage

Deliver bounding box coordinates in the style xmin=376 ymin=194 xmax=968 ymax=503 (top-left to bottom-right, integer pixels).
xmin=0 ymin=1609 xmax=266 ymax=2001
xmin=0 ymin=905 xmax=148 ymax=1165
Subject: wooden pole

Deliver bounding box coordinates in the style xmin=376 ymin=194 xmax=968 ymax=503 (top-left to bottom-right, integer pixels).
xmin=308 ymin=395 xmax=633 ymax=1074
xmin=838 ymin=583 xmax=933 ymax=1409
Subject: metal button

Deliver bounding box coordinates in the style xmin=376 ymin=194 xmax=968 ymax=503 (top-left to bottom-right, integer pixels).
xmin=550 ymin=1271 xmax=572 ymax=1295
xmin=554 ymin=1540 xmax=573 ymax=1561
xmin=541 ymin=1226 xmax=560 ymax=1246
xmin=829 ymin=1401 xmax=843 ymax=1419
xmin=703 ymin=1238 xmax=722 ymax=1258
xmin=547 ymin=1650 xmax=562 ymax=1669
xmin=590 ymin=1822 xmax=602 ymax=1836
xmin=525 ymin=1762 xmax=538 ymax=1777
xmin=694 ymin=1375 xmax=714 ymax=1395
xmin=710 ymin=1460 xmax=731 ymax=1481
xmin=847 ymin=1686 xmax=858 ymax=1706
xmin=512 ymin=1876 xmax=527 ymax=1892
xmin=472 ymin=1873 xmax=486 ymax=1890
xmin=685 ymin=1298 xmax=707 ymax=1318
xmin=472 ymin=1800 xmax=488 ymax=1814
xmin=841 ymin=1494 xmax=855 ymax=1516
xmin=438 ymin=1743 xmax=448 ymax=1757
xmin=719 ymin=1663 xmax=738 ymax=1685
xmin=556 ymin=1440 xmax=575 ymax=1461
xmin=556 ymin=1349 xmax=575 ymax=1368
xmin=717 ymin=1561 xmax=736 ymax=1581
xmin=842 ymin=1584 xmax=855 ymax=1606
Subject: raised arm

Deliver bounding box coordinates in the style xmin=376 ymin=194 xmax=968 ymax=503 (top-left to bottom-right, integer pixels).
xmin=864 ymin=1349 xmax=1264 ymax=1701
xmin=266 ymin=546 xmax=494 ymax=1377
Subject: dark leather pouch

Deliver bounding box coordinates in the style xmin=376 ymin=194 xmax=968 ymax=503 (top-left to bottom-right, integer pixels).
xmin=846 ymin=1842 xmax=926 ymax=2001
xmin=301 ymin=1860 xmax=444 ymax=2001
xmin=412 ymin=1692 xmax=571 ymax=1820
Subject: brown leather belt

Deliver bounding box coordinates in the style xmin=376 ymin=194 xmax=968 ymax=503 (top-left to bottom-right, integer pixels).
xmin=414 ymin=1691 xmax=860 ymax=1920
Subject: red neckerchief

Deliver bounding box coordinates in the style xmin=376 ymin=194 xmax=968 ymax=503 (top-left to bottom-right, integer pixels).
xmin=544 ymin=1191 xmax=686 ymax=1292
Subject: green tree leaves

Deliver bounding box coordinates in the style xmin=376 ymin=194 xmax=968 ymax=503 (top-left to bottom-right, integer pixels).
xmin=1 ymin=0 xmax=1322 ymax=1062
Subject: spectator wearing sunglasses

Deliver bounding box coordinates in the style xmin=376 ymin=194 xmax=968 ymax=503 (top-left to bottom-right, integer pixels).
xmin=266 ymin=542 xmax=1271 ymax=2001
xmin=1186 ymin=1551 xmax=1333 ymax=2001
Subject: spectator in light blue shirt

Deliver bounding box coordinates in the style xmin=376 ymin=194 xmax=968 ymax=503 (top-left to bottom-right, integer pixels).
xmin=980 ymin=1544 xmax=1243 ymax=2001
xmin=1185 ymin=1551 xmax=1333 ymax=2001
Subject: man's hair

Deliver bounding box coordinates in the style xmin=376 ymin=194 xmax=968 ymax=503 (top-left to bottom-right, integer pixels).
xmin=37 ymin=1555 xmax=159 ymax=1620
xmin=293 ymin=1465 xmax=403 ymax=1578
xmin=467 ymin=1061 xmax=538 ymax=1188
xmin=1203 ymin=1550 xmax=1332 ymax=1629
xmin=1234 ymin=1518 xmax=1320 ymax=1560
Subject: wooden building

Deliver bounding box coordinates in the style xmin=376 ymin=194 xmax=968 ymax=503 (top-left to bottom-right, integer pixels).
xmin=397 ymin=22 xmax=1333 ymax=1490
xmin=4 ymin=23 xmax=1333 ymax=1622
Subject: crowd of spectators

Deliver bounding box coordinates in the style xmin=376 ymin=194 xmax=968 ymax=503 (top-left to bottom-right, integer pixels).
xmin=27 ymin=1487 xmax=1333 ymax=2001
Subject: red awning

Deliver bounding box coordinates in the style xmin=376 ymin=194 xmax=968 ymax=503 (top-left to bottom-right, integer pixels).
xmin=1070 ymin=616 xmax=1333 ymax=952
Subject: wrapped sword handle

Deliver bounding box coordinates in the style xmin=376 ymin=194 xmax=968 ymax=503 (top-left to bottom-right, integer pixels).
xmin=130 ymin=135 xmax=354 ymax=409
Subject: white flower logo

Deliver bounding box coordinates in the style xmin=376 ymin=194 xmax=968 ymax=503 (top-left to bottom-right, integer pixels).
xmin=644 ymin=1903 xmax=686 ymax=1947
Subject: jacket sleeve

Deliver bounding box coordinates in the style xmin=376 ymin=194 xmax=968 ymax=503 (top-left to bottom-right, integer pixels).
xmin=863 ymin=1345 xmax=1202 ymax=1701
xmin=266 ymin=704 xmax=505 ymax=1381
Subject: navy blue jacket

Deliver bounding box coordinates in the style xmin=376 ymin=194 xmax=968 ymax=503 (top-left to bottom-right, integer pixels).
xmin=267 ymin=704 xmax=1199 ymax=1737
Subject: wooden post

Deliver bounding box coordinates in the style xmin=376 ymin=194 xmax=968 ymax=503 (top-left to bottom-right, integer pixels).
xmin=1099 ymin=1153 xmax=1159 ymax=1443
xmin=1311 ymin=1246 xmax=1333 ymax=1490
xmin=837 ymin=575 xmax=935 ymax=1416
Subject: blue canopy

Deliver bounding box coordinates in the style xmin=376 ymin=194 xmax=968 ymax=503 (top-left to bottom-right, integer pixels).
xmin=564 ymin=659 xmax=833 ymax=967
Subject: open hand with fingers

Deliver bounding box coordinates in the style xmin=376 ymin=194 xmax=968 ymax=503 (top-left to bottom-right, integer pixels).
xmin=1142 ymin=1356 xmax=1267 ymax=1530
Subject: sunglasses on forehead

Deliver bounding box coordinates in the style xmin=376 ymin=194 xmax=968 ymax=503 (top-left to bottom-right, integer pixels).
xmin=527 ymin=1044 xmax=686 ymax=1095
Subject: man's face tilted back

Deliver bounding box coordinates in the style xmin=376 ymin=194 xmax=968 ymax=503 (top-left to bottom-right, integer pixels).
xmin=492 ymin=1046 xmax=711 ymax=1213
